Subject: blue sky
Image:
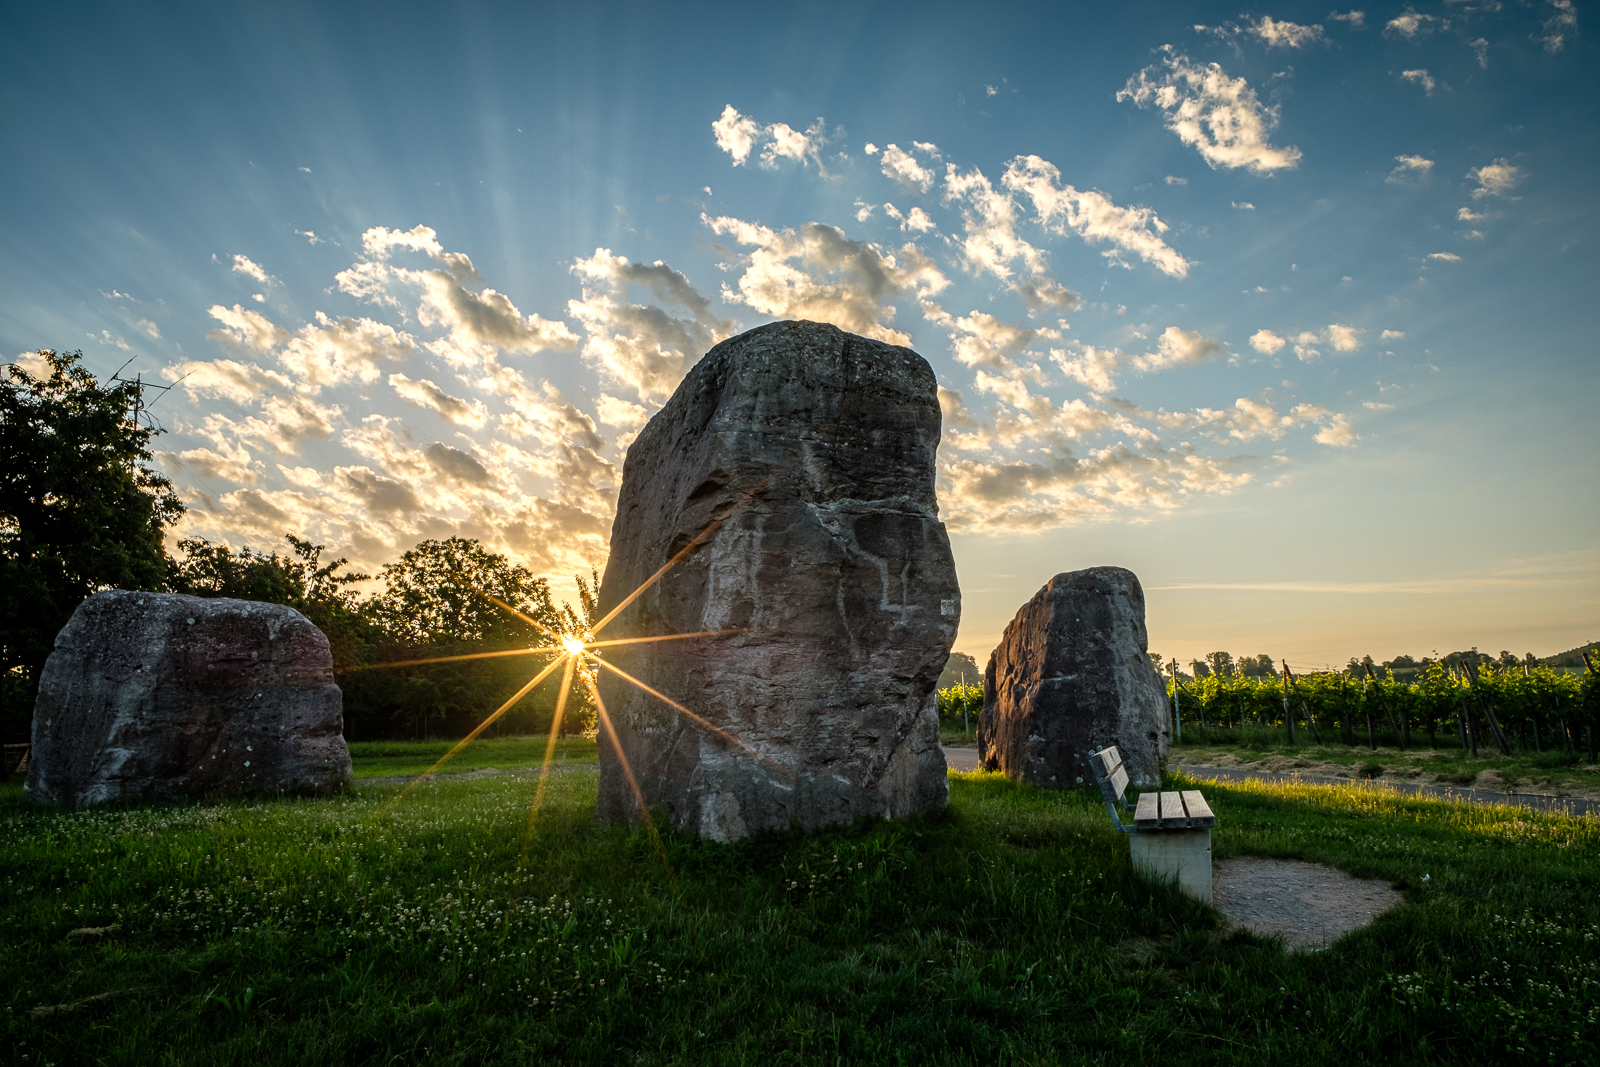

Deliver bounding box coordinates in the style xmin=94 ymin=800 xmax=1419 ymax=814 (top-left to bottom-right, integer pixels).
xmin=3 ymin=1 xmax=1595 ymax=668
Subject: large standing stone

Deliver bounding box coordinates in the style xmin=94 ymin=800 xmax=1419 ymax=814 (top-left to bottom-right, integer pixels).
xmin=27 ymin=590 xmax=351 ymax=807
xmin=595 ymin=320 xmax=958 ymax=842
xmin=979 ymin=567 xmax=1169 ymax=789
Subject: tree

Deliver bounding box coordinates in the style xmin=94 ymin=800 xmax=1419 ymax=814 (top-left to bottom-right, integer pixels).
xmin=1205 ymin=651 xmax=1235 ymax=678
xmin=937 ymin=650 xmax=982 ymax=690
xmin=167 ymin=534 xmax=373 ymax=668
xmin=367 ymin=537 xmax=564 ymax=648
xmin=2 ymin=351 xmax=184 ymax=737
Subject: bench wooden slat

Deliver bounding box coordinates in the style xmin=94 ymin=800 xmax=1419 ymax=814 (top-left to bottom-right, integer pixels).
xmin=1106 ymin=765 xmax=1129 ymax=802
xmin=1159 ymin=790 xmax=1188 ymax=828
xmin=1180 ymin=791 xmax=1215 ymax=827
xmin=1091 ymin=747 xmax=1122 ymax=779
xmin=1133 ymin=792 xmax=1161 ymax=830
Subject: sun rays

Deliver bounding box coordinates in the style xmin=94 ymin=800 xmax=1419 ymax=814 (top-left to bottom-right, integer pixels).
xmin=363 ymin=509 xmax=764 ymax=878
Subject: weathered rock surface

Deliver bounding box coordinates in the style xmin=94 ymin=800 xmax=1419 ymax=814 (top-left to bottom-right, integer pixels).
xmin=979 ymin=567 xmax=1169 ymax=789
xmin=27 ymin=590 xmax=351 ymax=806
xmin=595 ymin=320 xmax=958 ymax=842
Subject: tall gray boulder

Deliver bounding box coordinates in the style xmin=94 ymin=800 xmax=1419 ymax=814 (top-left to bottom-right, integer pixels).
xmin=979 ymin=567 xmax=1169 ymax=789
xmin=27 ymin=590 xmax=351 ymax=807
xmin=595 ymin=320 xmax=958 ymax=842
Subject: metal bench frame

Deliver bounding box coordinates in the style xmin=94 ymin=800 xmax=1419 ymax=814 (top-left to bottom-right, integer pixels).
xmin=1089 ymin=744 xmax=1214 ymax=902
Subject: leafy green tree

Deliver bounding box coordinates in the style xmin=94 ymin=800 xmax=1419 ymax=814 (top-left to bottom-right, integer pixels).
xmin=368 ymin=537 xmax=564 ymax=648
xmin=1 ymin=351 xmax=184 ymax=738
xmin=168 ymin=534 xmax=374 ymax=668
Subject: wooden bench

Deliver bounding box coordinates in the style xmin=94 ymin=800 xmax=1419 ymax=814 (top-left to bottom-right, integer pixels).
xmin=1089 ymin=745 xmax=1214 ymax=902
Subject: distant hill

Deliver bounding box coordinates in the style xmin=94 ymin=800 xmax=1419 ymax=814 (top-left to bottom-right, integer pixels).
xmin=1539 ymin=641 xmax=1600 ymax=669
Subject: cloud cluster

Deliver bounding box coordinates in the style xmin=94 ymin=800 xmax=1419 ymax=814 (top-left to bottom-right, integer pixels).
xmin=706 ymin=215 xmax=948 ymax=345
xmin=1249 ymin=324 xmax=1361 ymax=360
xmin=1118 ymin=48 xmax=1302 ymax=173
xmin=712 ymin=105 xmax=832 ymax=174
xmin=567 ymin=249 xmax=736 ymax=401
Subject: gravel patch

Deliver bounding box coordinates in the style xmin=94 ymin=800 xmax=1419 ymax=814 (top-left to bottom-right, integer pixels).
xmin=1213 ymin=857 xmax=1402 ymax=950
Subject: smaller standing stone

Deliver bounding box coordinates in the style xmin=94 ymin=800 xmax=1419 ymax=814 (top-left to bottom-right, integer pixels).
xmin=979 ymin=567 xmax=1169 ymax=789
xmin=27 ymin=590 xmax=351 ymax=807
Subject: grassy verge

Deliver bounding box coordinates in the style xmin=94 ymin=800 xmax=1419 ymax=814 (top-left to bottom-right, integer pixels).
xmin=1172 ymin=728 xmax=1600 ymax=796
xmin=347 ymin=736 xmax=598 ymax=779
xmin=939 ymin=724 xmax=978 ymax=747
xmin=2 ymin=768 xmax=1596 ymax=1064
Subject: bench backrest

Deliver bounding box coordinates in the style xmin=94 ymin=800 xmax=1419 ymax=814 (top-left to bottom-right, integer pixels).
xmin=1089 ymin=745 xmax=1134 ymax=832
xmin=1089 ymin=745 xmax=1217 ymax=834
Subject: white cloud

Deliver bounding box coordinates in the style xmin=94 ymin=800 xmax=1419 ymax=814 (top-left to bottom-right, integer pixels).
xmin=1326 ymin=324 xmax=1361 ymax=352
xmin=1470 ymin=159 xmax=1523 ymax=199
xmin=1385 ymin=7 xmax=1441 ymax=38
xmin=1050 ymin=345 xmax=1124 ymax=393
xmin=165 ymin=357 xmax=292 ymax=405
xmin=567 ymin=248 xmax=736 ymax=401
xmin=1469 ymin=37 xmax=1489 ymax=67
xmin=231 ymin=254 xmax=272 ymax=285
xmin=942 ymin=164 xmax=1048 ymax=281
xmin=207 ymin=304 xmax=289 ymax=351
xmin=1117 ymin=48 xmax=1303 ymax=174
xmin=388 ymin=372 xmax=490 ymax=428
xmin=1131 ymin=326 xmax=1222 ymax=372
xmin=1164 ymin=175 xmax=1188 ymax=185
xmin=1293 ymin=331 xmax=1321 ymax=361
xmin=1539 ymin=0 xmax=1578 ymax=53
xmin=1427 ymin=252 xmax=1462 ymax=262
xmin=137 ymin=318 xmax=161 ymax=338
xmin=295 ymin=229 xmax=323 ymax=245
xmin=878 ymin=143 xmax=936 ymax=192
xmin=96 ymin=330 xmax=130 ymax=350
xmin=1002 ymin=155 xmax=1191 ymax=278
xmin=1328 ymin=11 xmax=1366 ymax=29
xmin=882 ymin=204 xmax=935 ymax=233
xmin=1380 ymin=329 xmax=1405 ymax=340
xmin=1232 ymin=201 xmax=1255 ymax=210
xmin=863 ymin=143 xmax=879 ymax=155
xmin=1457 ymin=206 xmax=1487 ymax=221
xmin=712 ymin=104 xmax=763 ymax=165
xmin=711 ymin=105 xmax=831 ymax=174
xmin=1250 ymin=329 xmax=1286 ymax=354
xmin=1249 ymin=16 xmax=1325 ymax=47
xmin=1387 ymin=154 xmax=1434 ymax=181
xmin=362 ymin=224 xmax=446 ymax=260
xmin=936 ymin=309 xmax=1057 ymax=374
xmin=706 ymin=216 xmax=948 ymax=346
xmin=278 ymin=313 xmax=415 ymax=392
xmin=334 ymin=231 xmax=577 ymax=367
xmin=1401 ymin=69 xmax=1436 ymax=95
xmin=593 ymin=394 xmax=649 ymax=429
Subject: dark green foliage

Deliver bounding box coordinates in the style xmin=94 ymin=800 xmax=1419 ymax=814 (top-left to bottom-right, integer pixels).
xmin=936 ymin=651 xmax=981 ymax=690
xmin=0 ymin=351 xmax=185 ymax=740
xmin=168 ymin=535 xmax=375 ymax=668
xmin=0 ymin=767 xmax=1595 ymax=1065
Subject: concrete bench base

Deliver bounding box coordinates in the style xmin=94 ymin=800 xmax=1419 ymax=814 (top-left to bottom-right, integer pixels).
xmin=1131 ymin=828 xmax=1213 ymax=903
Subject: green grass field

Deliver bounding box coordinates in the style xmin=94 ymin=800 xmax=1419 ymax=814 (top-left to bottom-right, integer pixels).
xmin=346 ymin=736 xmax=598 ymax=779
xmin=2 ymin=762 xmax=1596 ymax=1065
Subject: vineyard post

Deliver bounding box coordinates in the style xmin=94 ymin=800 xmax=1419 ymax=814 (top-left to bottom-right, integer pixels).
xmin=1522 ymin=663 xmax=1541 ymax=753
xmin=1170 ymin=661 xmax=1182 ymax=743
xmin=1461 ymin=660 xmax=1512 ymax=756
xmin=1281 ymin=662 xmax=1295 ymax=745
xmin=1364 ymin=663 xmax=1405 ymax=750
